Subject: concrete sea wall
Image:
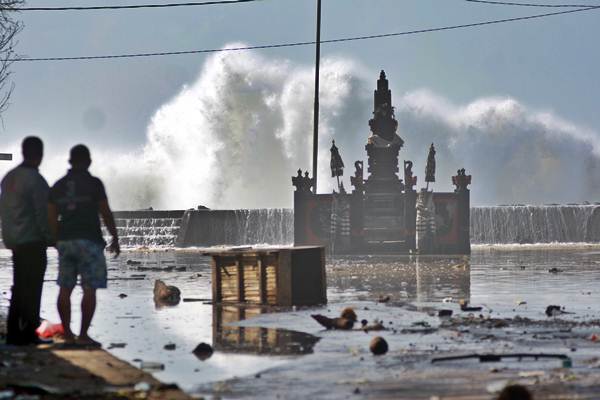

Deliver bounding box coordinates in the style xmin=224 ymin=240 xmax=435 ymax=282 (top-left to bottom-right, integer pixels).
xmin=108 ymin=205 xmax=600 ymax=247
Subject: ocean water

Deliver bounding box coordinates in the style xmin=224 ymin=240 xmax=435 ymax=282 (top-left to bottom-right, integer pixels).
xmin=2 ymin=246 xmax=600 ymax=398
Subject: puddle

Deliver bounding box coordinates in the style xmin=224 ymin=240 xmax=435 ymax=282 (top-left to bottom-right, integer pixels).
xmin=215 ymin=306 xmax=320 ymax=356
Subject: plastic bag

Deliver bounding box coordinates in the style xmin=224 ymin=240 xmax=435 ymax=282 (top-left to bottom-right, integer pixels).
xmin=36 ymin=320 xmax=65 ymax=339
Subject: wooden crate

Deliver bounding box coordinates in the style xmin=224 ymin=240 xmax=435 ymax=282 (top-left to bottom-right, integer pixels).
xmin=207 ymin=246 xmax=326 ymax=306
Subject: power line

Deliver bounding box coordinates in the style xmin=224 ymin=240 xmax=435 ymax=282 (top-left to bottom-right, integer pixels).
xmin=465 ymin=0 xmax=597 ymax=7
xmin=9 ymin=5 xmax=600 ymax=62
xmin=3 ymin=0 xmax=260 ymax=11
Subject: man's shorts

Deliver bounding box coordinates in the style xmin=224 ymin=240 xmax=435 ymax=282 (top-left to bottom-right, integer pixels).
xmin=57 ymin=239 xmax=107 ymax=289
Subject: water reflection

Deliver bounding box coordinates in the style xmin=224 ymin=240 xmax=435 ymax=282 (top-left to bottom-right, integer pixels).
xmin=328 ymin=255 xmax=471 ymax=303
xmin=213 ymin=305 xmax=320 ymax=355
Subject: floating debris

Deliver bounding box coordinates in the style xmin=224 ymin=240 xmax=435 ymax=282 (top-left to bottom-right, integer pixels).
xmin=377 ymin=295 xmax=391 ymax=303
xmin=340 ymin=307 xmax=358 ymax=322
xmin=497 ymin=384 xmax=532 ymax=400
xmin=182 ymin=298 xmax=211 ymax=302
xmin=369 ymin=336 xmax=388 ymax=355
xmin=460 ymin=300 xmax=483 ymax=312
xmin=545 ymin=305 xmax=573 ymax=317
xmin=192 ymin=342 xmax=214 ymax=360
xmin=312 ymin=314 xmax=355 ymax=330
xmin=153 ymin=280 xmax=181 ymax=307
xmin=140 ymin=361 xmax=165 ymax=371
xmin=438 ymin=309 xmax=453 ymax=317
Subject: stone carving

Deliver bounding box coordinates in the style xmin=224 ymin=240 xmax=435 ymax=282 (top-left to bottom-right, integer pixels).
xmin=452 ymin=168 xmax=472 ymax=192
xmin=350 ymin=161 xmax=364 ymax=193
xmin=292 ymin=169 xmax=314 ymax=193
xmin=404 ymin=160 xmax=417 ymax=192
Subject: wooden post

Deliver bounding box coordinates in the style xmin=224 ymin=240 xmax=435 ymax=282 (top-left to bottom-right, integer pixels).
xmin=236 ymin=256 xmax=245 ymax=303
xmin=212 ymin=256 xmax=222 ymax=304
xmin=258 ymin=255 xmax=267 ymax=304
xmin=312 ymin=0 xmax=322 ymax=194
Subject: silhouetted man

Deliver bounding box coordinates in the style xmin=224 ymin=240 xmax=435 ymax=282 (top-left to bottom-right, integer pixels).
xmin=48 ymin=144 xmax=119 ymax=346
xmin=0 ymin=136 xmax=52 ymax=345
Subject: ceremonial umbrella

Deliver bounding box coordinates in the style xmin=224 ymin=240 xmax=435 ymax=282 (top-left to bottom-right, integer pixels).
xmin=425 ymin=143 xmax=436 ymax=190
xmin=330 ymin=140 xmax=345 ymax=191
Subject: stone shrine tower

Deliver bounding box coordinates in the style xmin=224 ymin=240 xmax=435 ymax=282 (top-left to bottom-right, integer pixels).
xmin=364 ymin=70 xmax=405 ymax=194
xmin=360 ymin=71 xmax=407 ymax=250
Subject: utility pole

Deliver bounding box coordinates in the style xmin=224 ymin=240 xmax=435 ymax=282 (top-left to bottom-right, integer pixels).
xmin=311 ymin=0 xmax=321 ymax=194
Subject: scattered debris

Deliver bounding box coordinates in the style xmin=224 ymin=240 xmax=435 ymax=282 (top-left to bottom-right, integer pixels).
xmin=153 ymin=280 xmax=181 ymax=307
xmin=192 ymin=343 xmax=214 ymax=360
xmin=545 ymin=305 xmax=573 ymax=317
xmin=164 ymin=343 xmax=176 ymax=351
xmin=459 ymin=300 xmax=483 ymax=312
xmin=118 ymin=293 xmax=128 ymax=299
xmin=134 ymin=382 xmax=152 ymax=392
xmin=377 ymin=295 xmax=391 ymax=303
xmin=438 ymin=309 xmax=453 ymax=317
xmin=369 ymin=336 xmax=388 ymax=355
xmin=140 ymin=361 xmax=165 ymax=371
xmin=362 ymin=320 xmax=387 ymax=333
xmin=497 ymin=384 xmax=532 ymax=400
xmin=107 ymin=343 xmax=127 ymax=349
xmin=341 ymin=307 xmax=358 ymax=322
xmin=432 ymin=353 xmax=571 ymax=364
xmin=312 ymin=314 xmax=355 ymax=330
xmin=35 ymin=320 xmax=64 ymax=339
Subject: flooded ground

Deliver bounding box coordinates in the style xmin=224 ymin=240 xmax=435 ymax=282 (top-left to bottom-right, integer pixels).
xmin=2 ymin=246 xmax=600 ymax=398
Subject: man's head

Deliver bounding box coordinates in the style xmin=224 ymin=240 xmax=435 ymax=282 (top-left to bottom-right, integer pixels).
xmin=22 ymin=136 xmax=44 ymax=166
xmin=69 ymin=144 xmax=92 ymax=170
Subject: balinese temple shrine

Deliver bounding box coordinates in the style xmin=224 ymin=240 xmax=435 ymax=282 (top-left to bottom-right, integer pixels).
xmin=292 ymin=70 xmax=472 ymax=255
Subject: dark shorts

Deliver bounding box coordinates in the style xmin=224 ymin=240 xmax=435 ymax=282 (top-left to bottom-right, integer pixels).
xmin=57 ymin=239 xmax=107 ymax=289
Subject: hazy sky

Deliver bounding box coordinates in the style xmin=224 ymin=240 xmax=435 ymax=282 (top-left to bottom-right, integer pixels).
xmin=1 ymin=0 xmax=599 ymax=207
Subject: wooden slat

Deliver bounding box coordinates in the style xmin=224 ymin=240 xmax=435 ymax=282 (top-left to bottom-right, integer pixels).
xmin=236 ymin=257 xmax=244 ymax=303
xmin=212 ymin=256 xmax=221 ymax=303
xmin=258 ymin=255 xmax=267 ymax=304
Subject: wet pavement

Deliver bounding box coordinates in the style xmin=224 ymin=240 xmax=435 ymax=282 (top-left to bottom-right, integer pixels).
xmin=2 ymin=245 xmax=600 ymax=398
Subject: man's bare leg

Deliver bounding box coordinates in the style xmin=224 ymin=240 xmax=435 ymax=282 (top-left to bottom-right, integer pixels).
xmin=57 ymin=287 xmax=75 ymax=343
xmin=77 ymin=286 xmax=100 ymax=346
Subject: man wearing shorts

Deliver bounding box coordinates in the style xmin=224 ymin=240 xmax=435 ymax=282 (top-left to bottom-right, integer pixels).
xmin=48 ymin=144 xmax=119 ymax=346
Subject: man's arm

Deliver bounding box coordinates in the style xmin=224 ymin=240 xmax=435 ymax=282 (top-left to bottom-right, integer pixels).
xmin=32 ymin=177 xmax=53 ymax=246
xmin=99 ymin=199 xmax=120 ymax=257
xmin=47 ymin=203 xmax=58 ymax=245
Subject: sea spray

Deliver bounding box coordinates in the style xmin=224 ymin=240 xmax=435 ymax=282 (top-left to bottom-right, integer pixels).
xmin=3 ymin=45 xmax=600 ymax=209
